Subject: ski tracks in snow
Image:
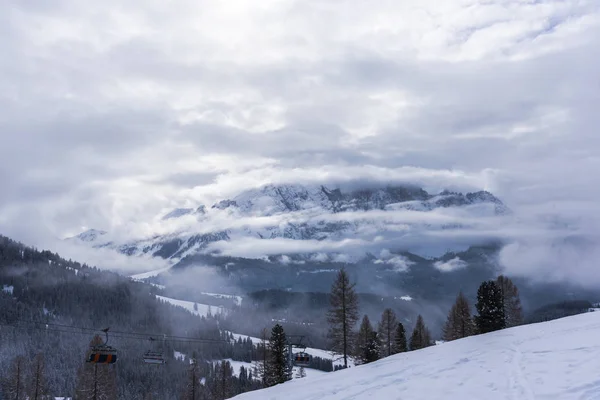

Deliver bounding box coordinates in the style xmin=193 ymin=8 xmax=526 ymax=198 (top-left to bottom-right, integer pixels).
xmin=509 ymin=344 xmax=536 ymax=400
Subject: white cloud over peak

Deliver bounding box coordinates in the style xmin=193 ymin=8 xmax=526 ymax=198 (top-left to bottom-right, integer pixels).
xmin=1 ymin=0 xmax=599 ymax=286
xmin=434 ymin=257 xmax=468 ymax=273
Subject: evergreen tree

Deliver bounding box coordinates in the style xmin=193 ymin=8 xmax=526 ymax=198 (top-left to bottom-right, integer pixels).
xmin=496 ymin=275 xmax=524 ymax=327
xmin=475 ymin=280 xmax=506 ymax=334
xmin=409 ymin=315 xmax=432 ymax=351
xmin=4 ymin=355 xmax=27 ymax=400
xmin=378 ymin=308 xmax=398 ymax=357
xmin=266 ymin=324 xmax=291 ymax=386
xmin=365 ymin=331 xmax=380 ymax=363
xmin=443 ymin=291 xmax=476 ymax=341
xmin=392 ymin=322 xmax=408 ymax=354
xmin=211 ymin=360 xmax=234 ymax=400
xmin=355 ymin=315 xmax=372 ymax=364
xmin=355 ymin=315 xmax=379 ymax=364
xmin=238 ymin=366 xmax=249 ymax=393
xmin=28 ymin=353 xmax=50 ymax=400
xmin=327 ymin=268 xmax=359 ymax=368
xmin=181 ymin=358 xmax=202 ymax=400
xmin=74 ymin=336 xmax=117 ymax=400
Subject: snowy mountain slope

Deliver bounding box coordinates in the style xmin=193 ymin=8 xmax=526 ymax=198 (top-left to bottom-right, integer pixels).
xmin=155 ymin=295 xmax=228 ymax=317
xmin=232 ymin=311 xmax=600 ymax=400
xmin=68 ymin=183 xmax=510 ymax=263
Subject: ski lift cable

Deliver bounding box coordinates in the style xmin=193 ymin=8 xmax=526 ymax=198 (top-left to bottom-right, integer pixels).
xmin=0 ymin=319 xmax=232 ymax=344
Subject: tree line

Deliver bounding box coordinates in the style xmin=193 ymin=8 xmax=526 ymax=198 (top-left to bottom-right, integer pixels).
xmin=325 ymin=268 xmax=524 ymax=367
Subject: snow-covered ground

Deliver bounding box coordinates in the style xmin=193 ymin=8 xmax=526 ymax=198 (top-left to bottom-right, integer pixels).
xmin=211 ymin=358 xmax=329 ymax=380
xmin=155 ymin=295 xmax=226 ymax=317
xmin=232 ymin=312 xmax=600 ymax=399
xmin=130 ymin=266 xmax=172 ymax=280
xmin=200 ymin=291 xmax=243 ymax=306
xmin=226 ymin=332 xmax=355 ymax=367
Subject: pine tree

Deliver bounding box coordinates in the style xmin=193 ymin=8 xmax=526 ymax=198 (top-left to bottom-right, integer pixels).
xmin=28 ymin=353 xmax=50 ymax=400
xmin=496 ymin=275 xmax=524 ymax=328
xmin=211 ymin=360 xmax=233 ymax=400
xmin=354 ymin=315 xmax=373 ymax=364
xmin=378 ymin=308 xmax=398 ymax=357
xmin=181 ymin=358 xmax=201 ymax=400
xmin=475 ymin=280 xmax=506 ymax=334
xmin=327 ymin=267 xmax=359 ymax=368
xmin=266 ymin=324 xmax=292 ymax=386
xmin=365 ymin=331 xmax=380 ymax=363
xmin=409 ymin=315 xmax=432 ymax=351
xmin=392 ymin=322 xmax=408 ymax=354
xmin=5 ymin=355 xmax=27 ymax=400
xmin=74 ymin=335 xmax=117 ymax=400
xmin=443 ymin=291 xmax=476 ymax=341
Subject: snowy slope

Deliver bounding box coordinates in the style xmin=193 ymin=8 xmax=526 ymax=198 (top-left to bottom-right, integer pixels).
xmin=155 ymin=295 xmax=227 ymax=317
xmin=232 ymin=312 xmax=600 ymax=400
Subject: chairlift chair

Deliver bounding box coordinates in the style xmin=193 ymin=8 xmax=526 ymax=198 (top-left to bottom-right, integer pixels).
xmin=87 ymin=328 xmax=118 ymax=364
xmin=143 ymin=336 xmax=166 ymax=365
xmin=143 ymin=351 xmax=166 ymax=364
xmin=294 ymin=352 xmax=311 ymax=367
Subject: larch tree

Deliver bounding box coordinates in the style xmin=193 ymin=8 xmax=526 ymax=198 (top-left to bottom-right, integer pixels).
xmin=266 ymin=324 xmax=291 ymax=386
xmin=475 ymin=280 xmax=506 ymax=334
xmin=74 ymin=335 xmax=117 ymax=400
xmin=442 ymin=291 xmax=476 ymax=341
xmin=327 ymin=267 xmax=359 ymax=368
xmin=409 ymin=315 xmax=432 ymax=351
xmin=378 ymin=308 xmax=398 ymax=358
xmin=393 ymin=322 xmax=408 ymax=354
xmin=5 ymin=355 xmax=27 ymax=400
xmin=28 ymin=353 xmax=50 ymax=400
xmin=496 ymin=275 xmax=524 ymax=328
xmin=253 ymin=328 xmax=270 ymax=388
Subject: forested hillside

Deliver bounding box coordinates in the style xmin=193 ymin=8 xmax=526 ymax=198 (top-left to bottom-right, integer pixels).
xmin=0 ymin=235 xmax=267 ymax=399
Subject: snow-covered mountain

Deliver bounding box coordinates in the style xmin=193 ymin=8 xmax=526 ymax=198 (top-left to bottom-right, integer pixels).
xmin=232 ymin=311 xmax=600 ymax=400
xmin=68 ymin=183 xmax=510 ymax=263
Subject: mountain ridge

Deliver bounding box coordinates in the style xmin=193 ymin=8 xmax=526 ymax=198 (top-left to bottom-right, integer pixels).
xmin=68 ymin=183 xmax=509 ymax=262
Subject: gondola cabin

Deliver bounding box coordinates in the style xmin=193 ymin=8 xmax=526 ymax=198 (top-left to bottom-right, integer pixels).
xmin=87 ymin=346 xmax=117 ymax=364
xmin=143 ymin=351 xmax=166 ymax=365
xmin=294 ymin=352 xmax=311 ymax=367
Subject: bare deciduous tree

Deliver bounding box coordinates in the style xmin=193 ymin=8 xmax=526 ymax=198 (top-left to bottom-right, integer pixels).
xmin=327 ymin=268 xmax=359 ymax=368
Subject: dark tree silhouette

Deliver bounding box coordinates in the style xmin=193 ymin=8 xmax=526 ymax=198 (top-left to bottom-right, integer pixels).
xmin=475 ymin=281 xmax=506 ymax=334
xmin=327 ymin=268 xmax=359 ymax=368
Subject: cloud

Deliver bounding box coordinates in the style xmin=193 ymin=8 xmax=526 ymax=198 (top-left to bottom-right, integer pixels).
xmin=434 ymin=257 xmax=468 ymax=273
xmin=0 ymin=0 xmax=599 ymax=286
xmin=374 ymin=250 xmax=415 ymax=272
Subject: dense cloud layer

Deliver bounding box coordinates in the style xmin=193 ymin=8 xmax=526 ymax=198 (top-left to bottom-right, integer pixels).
xmin=1 ymin=0 xmax=599 ymax=285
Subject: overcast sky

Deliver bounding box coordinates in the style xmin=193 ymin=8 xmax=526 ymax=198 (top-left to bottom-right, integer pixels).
xmin=1 ymin=0 xmax=599 ymax=280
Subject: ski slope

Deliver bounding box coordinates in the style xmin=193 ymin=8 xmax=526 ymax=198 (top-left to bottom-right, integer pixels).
xmin=232 ymin=311 xmax=600 ymax=400
xmin=155 ymin=295 xmax=226 ymax=317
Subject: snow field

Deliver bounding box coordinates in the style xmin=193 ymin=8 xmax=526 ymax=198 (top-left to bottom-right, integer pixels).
xmin=232 ymin=312 xmax=600 ymax=400
xmin=155 ymin=295 xmax=226 ymax=317
xmin=130 ymin=266 xmax=172 ymax=280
